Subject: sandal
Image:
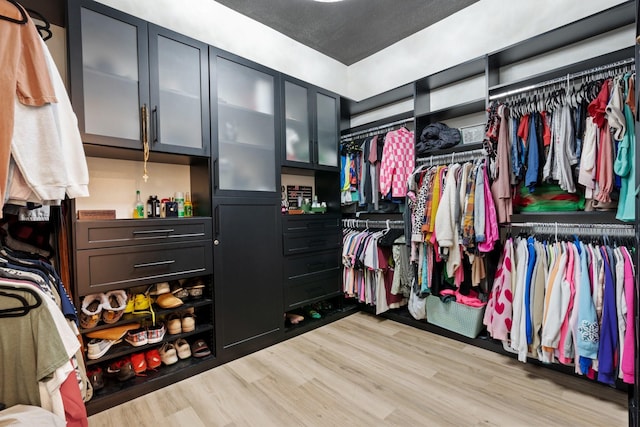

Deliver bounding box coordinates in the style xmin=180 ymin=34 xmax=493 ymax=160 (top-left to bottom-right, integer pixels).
xmin=306 ymin=309 xmax=321 ymax=319
xmin=285 ymin=313 xmax=304 ymax=325
xmin=191 ymin=339 xmax=211 ymax=358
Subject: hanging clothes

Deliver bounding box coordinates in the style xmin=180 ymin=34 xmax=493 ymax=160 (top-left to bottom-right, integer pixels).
xmin=484 ymin=231 xmax=634 ymax=384
xmin=379 ymin=127 xmax=415 ymax=198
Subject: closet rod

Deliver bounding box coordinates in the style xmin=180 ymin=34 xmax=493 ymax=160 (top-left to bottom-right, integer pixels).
xmin=342 ymin=218 xmax=405 ymax=230
xmin=489 ymin=57 xmax=635 ymax=101
xmin=416 ymin=148 xmax=487 ymax=166
xmin=509 ymin=221 xmax=635 ymax=237
xmin=340 ymin=117 xmax=413 ymax=141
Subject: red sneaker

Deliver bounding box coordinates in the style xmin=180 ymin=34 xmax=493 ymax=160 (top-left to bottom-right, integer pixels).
xmin=130 ymin=352 xmax=147 ymax=376
xmin=145 ymin=349 xmax=162 ymax=370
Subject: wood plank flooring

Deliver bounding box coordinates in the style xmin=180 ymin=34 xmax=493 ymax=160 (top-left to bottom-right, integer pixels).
xmin=88 ymin=312 xmax=629 ymax=427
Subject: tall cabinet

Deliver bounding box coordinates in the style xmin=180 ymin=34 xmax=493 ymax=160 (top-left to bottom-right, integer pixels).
xmin=67 ymin=0 xmax=214 ymax=415
xmin=210 ymin=51 xmax=284 ymax=360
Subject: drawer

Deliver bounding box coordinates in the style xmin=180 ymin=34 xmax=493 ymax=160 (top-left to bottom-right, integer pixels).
xmin=75 ymin=218 xmax=212 ymax=249
xmin=282 ymin=214 xmax=340 ymax=233
xmin=284 ymin=250 xmax=341 ymax=281
xmin=283 ymin=230 xmax=342 ymax=255
xmin=284 ymin=250 xmax=341 ymax=309
xmin=284 ymin=269 xmax=342 ymax=310
xmin=76 ymin=240 xmax=212 ymax=295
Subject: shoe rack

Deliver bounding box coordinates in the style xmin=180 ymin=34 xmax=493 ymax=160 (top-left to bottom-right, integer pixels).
xmin=78 ymin=276 xmax=215 ymax=415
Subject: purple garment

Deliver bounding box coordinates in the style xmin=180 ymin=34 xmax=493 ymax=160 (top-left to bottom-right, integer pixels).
xmin=596 ymin=246 xmax=618 ymax=385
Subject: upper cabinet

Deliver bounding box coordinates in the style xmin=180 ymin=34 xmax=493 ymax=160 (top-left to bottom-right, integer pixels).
xmin=148 ymin=25 xmax=210 ymax=156
xmin=211 ymin=51 xmax=279 ymax=195
xmin=67 ymin=0 xmax=210 ymax=157
xmin=282 ymin=77 xmax=340 ymax=170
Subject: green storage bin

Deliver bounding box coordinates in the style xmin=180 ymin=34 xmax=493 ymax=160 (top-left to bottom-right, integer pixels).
xmin=426 ymin=295 xmax=485 ymax=339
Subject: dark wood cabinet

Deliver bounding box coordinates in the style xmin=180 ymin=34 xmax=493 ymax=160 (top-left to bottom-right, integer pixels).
xmin=210 ymin=50 xmax=281 ymax=197
xmin=213 ymin=200 xmax=283 ymax=356
xmin=281 ymin=76 xmax=340 ymax=171
xmin=67 ymin=0 xmax=210 ymax=157
xmin=281 ymin=214 xmax=342 ymax=310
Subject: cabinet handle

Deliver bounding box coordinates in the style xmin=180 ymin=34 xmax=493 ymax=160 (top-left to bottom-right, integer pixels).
xmin=214 ymin=205 xmax=220 ymax=237
xmin=213 ymin=159 xmax=218 ymax=189
xmin=140 ymin=104 xmax=148 ymax=147
xmin=132 ymin=229 xmax=175 ymax=235
xmin=152 ymin=106 xmax=158 ymax=144
xmin=133 ymin=260 xmax=175 ymax=268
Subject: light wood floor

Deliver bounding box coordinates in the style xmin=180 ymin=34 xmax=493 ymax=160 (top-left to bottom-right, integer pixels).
xmin=88 ymin=312 xmax=628 ymax=427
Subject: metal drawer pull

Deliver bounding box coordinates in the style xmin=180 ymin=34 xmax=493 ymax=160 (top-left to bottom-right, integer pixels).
xmin=133 ymin=260 xmax=176 ymax=268
xmin=132 ymin=229 xmax=175 ymax=235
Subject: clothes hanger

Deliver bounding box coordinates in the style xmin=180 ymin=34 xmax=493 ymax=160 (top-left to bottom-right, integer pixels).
xmin=0 ymin=0 xmax=28 ymax=24
xmin=25 ymin=8 xmax=52 ymax=41
xmin=0 ymin=284 xmax=42 ymax=317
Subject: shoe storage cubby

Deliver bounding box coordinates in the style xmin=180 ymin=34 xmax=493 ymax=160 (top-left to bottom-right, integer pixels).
xmin=78 ymin=275 xmax=215 ymax=413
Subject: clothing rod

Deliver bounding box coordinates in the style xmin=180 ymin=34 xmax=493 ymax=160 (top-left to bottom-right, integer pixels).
xmin=341 ymin=117 xmax=413 ymax=141
xmin=489 ymin=57 xmax=635 ymax=101
xmin=509 ymin=221 xmax=635 ymax=237
xmin=416 ymin=148 xmax=487 ymax=165
xmin=342 ymin=219 xmax=405 ymax=229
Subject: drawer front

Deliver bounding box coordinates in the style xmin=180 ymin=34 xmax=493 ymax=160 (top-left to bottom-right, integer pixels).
xmin=282 ymin=214 xmax=340 ymax=233
xmin=284 ymin=250 xmax=341 ymax=309
xmin=284 ymin=250 xmax=341 ymax=280
xmin=283 ymin=230 xmax=342 ymax=255
xmin=76 ymin=241 xmax=212 ymax=295
xmin=75 ymin=218 xmax=212 ymax=249
xmin=284 ymin=270 xmax=342 ymax=309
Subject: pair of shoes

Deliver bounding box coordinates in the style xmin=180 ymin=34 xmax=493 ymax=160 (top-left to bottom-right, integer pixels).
xmin=87 ymin=338 xmax=120 ymax=360
xmin=87 ymin=366 xmax=104 ymax=391
xmin=106 ymin=357 xmax=136 ymax=382
xmin=80 ymin=290 xmax=128 ymax=328
xmin=166 ymin=312 xmax=196 ymax=334
xmin=183 ymin=277 xmax=206 ymax=299
xmin=191 ymin=339 xmax=211 ymax=358
xmin=125 ymin=324 xmax=166 ymax=347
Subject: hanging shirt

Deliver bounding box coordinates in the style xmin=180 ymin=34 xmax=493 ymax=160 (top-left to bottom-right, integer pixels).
xmin=491 ymin=104 xmax=513 ymax=223
xmin=0 ymin=7 xmax=57 ymax=214
xmin=379 ymin=127 xmax=415 ymax=198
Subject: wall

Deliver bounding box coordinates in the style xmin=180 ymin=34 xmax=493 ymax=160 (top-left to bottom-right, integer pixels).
xmin=93 ymin=0 xmax=626 ymax=102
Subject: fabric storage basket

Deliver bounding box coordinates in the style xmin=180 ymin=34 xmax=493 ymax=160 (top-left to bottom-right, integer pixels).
xmin=426 ymin=295 xmax=485 ymax=338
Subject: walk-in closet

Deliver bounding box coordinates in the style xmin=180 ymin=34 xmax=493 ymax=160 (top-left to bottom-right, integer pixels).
xmin=1 ymin=0 xmax=638 ymax=426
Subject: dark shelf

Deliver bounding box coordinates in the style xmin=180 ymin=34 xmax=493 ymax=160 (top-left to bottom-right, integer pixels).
xmin=487 ymin=1 xmax=634 ymax=67
xmin=510 ymin=211 xmax=627 ymax=225
xmin=284 ymin=302 xmax=359 ymax=337
xmin=86 ymin=323 xmax=215 ymax=366
xmin=80 ymin=298 xmax=214 ymax=334
xmin=415 ymin=56 xmax=486 ymax=92
xmin=85 ymin=354 xmax=217 ymax=416
xmin=415 ymin=98 xmax=486 ymax=124
xmin=489 ymin=47 xmax=634 ymax=96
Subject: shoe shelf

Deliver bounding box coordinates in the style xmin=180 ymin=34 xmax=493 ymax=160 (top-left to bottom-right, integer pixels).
xmin=85 ymin=323 xmax=215 ymax=366
xmin=86 ymin=354 xmax=216 ymax=415
xmin=79 ymin=298 xmax=214 ymax=334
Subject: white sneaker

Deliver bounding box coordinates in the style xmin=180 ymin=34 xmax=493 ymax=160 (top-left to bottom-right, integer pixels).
xmin=87 ymin=339 xmax=117 ymax=360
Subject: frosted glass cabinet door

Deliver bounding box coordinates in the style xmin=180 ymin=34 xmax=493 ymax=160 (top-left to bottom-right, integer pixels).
xmin=216 ymin=57 xmax=276 ymax=192
xmin=316 ymin=93 xmax=339 ymax=167
xmin=79 ymin=7 xmax=145 ymax=144
xmin=150 ymin=27 xmax=209 ymax=156
xmin=284 ymin=81 xmax=311 ymax=163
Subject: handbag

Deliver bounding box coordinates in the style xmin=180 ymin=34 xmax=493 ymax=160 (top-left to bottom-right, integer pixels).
xmin=407 ymin=278 xmax=427 ymax=320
